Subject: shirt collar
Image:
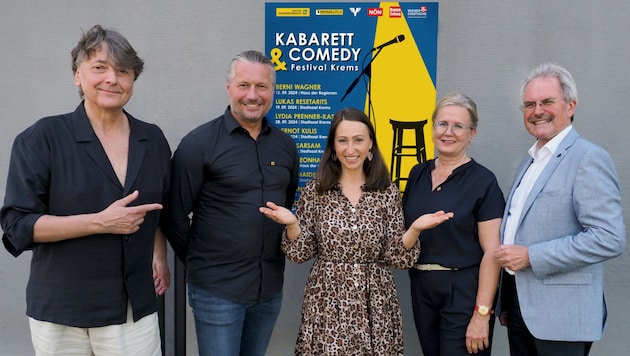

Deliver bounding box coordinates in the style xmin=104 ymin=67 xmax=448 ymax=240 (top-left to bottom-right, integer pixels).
xmin=224 ymin=106 xmax=271 ymax=136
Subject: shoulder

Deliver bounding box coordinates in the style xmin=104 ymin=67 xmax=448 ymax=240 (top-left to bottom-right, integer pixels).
xmin=409 ymin=159 xmax=433 ymax=176
xmin=468 ymin=159 xmax=500 ymax=181
xmin=573 ymin=136 xmax=608 ymax=155
xmin=303 ymin=179 xmax=318 ymax=194
xmin=178 ymin=116 xmax=224 ymax=148
xmin=299 ymin=179 xmax=321 ymax=203
xmin=13 ymin=113 xmax=71 ymax=144
xmin=565 ymin=135 xmax=615 ymax=168
xmin=386 ymin=182 xmax=401 ymax=195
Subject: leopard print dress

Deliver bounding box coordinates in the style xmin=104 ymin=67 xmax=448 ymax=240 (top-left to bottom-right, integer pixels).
xmin=282 ymin=179 xmax=420 ymax=355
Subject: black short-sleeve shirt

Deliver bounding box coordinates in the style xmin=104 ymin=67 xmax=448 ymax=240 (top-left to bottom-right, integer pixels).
xmin=402 ymin=159 xmax=505 ymax=268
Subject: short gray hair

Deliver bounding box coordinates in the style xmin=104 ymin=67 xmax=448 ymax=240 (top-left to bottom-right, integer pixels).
xmin=227 ymin=50 xmax=276 ymax=84
xmin=432 ymin=92 xmax=479 ymax=128
xmin=520 ymin=63 xmax=578 ymax=104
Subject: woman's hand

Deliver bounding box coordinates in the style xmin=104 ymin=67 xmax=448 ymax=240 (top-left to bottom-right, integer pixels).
xmin=259 ymin=201 xmax=297 ymax=226
xmin=402 ymin=210 xmax=454 ymax=249
xmin=410 ymin=210 xmax=454 ymax=232
xmin=260 ymin=202 xmax=300 ymax=241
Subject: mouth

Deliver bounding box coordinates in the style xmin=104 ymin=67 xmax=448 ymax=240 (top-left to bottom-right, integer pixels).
xmin=345 ymin=155 xmax=360 ymax=163
xmin=243 ymin=102 xmax=262 ymax=109
xmin=529 ymin=114 xmax=552 ymax=125
xmin=531 ymin=118 xmax=552 ymax=125
xmin=439 ymin=139 xmax=457 ymax=145
xmin=99 ymin=88 xmax=122 ymax=95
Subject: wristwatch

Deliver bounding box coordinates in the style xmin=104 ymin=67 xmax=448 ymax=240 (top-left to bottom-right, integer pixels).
xmin=474 ymin=305 xmax=494 ymax=316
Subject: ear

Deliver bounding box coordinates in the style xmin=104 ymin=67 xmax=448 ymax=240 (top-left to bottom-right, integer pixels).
xmin=566 ymin=98 xmax=577 ymax=117
xmin=74 ymin=70 xmax=81 ymax=88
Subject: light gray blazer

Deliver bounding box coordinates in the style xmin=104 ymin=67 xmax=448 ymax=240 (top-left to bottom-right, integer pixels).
xmin=500 ymin=128 xmax=625 ymax=341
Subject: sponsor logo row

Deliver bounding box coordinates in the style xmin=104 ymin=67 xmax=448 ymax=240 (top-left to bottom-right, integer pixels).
xmin=275 ymin=5 xmax=429 ymax=18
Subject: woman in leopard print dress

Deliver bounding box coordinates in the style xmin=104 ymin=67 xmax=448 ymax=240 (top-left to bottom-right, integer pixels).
xmin=260 ymin=108 xmax=453 ymax=355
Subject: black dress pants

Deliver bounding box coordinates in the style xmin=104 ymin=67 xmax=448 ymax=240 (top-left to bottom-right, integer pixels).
xmin=410 ymin=266 xmax=495 ymax=356
xmin=501 ymin=272 xmax=592 ymax=356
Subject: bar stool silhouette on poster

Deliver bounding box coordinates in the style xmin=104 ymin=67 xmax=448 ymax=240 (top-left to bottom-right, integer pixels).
xmin=389 ymin=119 xmax=427 ymax=192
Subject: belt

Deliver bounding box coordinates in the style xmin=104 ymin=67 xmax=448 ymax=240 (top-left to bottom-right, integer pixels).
xmin=414 ymin=263 xmax=458 ymax=271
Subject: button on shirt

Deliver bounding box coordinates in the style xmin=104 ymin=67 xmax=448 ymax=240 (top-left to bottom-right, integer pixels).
xmin=503 ymin=125 xmax=573 ymax=273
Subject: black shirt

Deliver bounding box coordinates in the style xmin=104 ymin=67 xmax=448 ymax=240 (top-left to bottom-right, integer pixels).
xmin=402 ymin=159 xmax=505 ymax=269
xmin=1 ymin=102 xmax=171 ymax=327
xmin=165 ymin=107 xmax=299 ymax=303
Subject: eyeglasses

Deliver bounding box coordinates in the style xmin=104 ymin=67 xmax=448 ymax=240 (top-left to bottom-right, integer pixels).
xmin=433 ymin=121 xmax=474 ymax=135
xmin=520 ymin=98 xmax=561 ymax=112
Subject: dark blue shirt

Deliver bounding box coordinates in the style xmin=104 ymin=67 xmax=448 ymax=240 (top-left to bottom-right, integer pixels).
xmin=402 ymin=159 xmax=505 ymax=268
xmin=1 ymin=102 xmax=171 ymax=327
xmin=165 ymin=106 xmax=299 ymax=303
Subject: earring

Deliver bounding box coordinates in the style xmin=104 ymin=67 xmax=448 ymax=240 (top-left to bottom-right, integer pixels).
xmin=367 ymin=151 xmax=373 ymax=161
xmin=332 ymin=152 xmax=337 ymax=161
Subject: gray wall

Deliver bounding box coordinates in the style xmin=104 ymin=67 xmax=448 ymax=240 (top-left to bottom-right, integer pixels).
xmin=1 ymin=1 xmax=629 ymax=355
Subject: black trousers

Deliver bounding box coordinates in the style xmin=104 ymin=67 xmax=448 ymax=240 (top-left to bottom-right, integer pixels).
xmin=501 ymin=272 xmax=592 ymax=356
xmin=410 ymin=266 xmax=495 ymax=356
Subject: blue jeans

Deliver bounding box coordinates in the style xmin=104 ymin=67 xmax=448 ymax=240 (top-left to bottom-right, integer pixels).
xmin=188 ymin=283 xmax=282 ymax=356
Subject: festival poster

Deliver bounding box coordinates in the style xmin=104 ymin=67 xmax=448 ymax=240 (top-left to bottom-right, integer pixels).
xmin=265 ymin=2 xmax=438 ymax=200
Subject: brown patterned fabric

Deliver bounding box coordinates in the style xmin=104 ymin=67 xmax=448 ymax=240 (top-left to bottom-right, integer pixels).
xmin=282 ymin=179 xmax=420 ymax=355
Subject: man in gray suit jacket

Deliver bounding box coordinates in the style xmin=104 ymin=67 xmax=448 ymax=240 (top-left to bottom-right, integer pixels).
xmin=494 ymin=63 xmax=625 ymax=356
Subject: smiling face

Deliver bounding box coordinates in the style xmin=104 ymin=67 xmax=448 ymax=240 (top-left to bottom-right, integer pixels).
xmin=522 ymin=76 xmax=576 ymax=147
xmin=226 ymin=60 xmax=274 ymax=127
xmin=73 ymin=42 xmax=134 ymax=112
xmin=432 ymin=105 xmax=476 ymax=158
xmin=333 ymin=119 xmax=373 ymax=174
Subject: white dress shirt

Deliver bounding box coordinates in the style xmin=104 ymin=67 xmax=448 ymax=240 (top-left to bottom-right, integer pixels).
xmin=503 ymin=125 xmax=573 ymax=273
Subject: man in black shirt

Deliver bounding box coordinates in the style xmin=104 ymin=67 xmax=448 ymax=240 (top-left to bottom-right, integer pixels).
xmin=1 ymin=25 xmax=170 ymax=355
xmin=165 ymin=50 xmax=299 ymax=356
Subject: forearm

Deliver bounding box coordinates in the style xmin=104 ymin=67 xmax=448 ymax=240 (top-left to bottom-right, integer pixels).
xmin=33 ymin=213 xmax=102 ymax=242
xmin=402 ymin=227 xmax=421 ymax=250
xmin=154 ymin=227 xmax=168 ymax=260
xmin=475 ymin=252 xmax=501 ymax=306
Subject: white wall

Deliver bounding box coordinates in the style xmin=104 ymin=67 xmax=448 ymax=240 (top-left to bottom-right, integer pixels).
xmin=1 ymin=1 xmax=629 ymax=355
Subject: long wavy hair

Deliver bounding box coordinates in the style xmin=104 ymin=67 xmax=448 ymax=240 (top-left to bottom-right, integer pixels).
xmin=316 ymin=108 xmax=390 ymax=194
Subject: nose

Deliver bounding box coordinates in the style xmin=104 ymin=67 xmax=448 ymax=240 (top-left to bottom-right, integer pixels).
xmin=442 ymin=125 xmax=455 ymax=135
xmin=533 ymin=102 xmax=546 ymax=115
xmin=245 ymin=85 xmax=258 ymax=99
xmin=104 ymin=68 xmax=118 ymax=84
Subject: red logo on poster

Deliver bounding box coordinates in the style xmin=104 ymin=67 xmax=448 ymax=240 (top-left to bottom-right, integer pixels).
xmin=389 ymin=6 xmax=402 ymax=18
xmin=368 ymin=8 xmax=383 ymax=16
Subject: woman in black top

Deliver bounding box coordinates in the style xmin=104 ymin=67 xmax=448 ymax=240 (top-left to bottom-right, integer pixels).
xmin=403 ymin=92 xmax=505 ymax=355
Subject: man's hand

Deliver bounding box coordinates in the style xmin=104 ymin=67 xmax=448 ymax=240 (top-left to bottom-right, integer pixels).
xmin=153 ymin=256 xmax=170 ymax=295
xmin=494 ymin=245 xmax=530 ymax=272
xmin=97 ymin=190 xmax=163 ymax=234
xmin=153 ymin=228 xmax=170 ymax=295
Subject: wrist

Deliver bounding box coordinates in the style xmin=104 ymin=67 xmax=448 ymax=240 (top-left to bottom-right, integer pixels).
xmin=285 ymin=221 xmax=300 ymax=240
xmin=474 ymin=305 xmax=494 ymax=316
